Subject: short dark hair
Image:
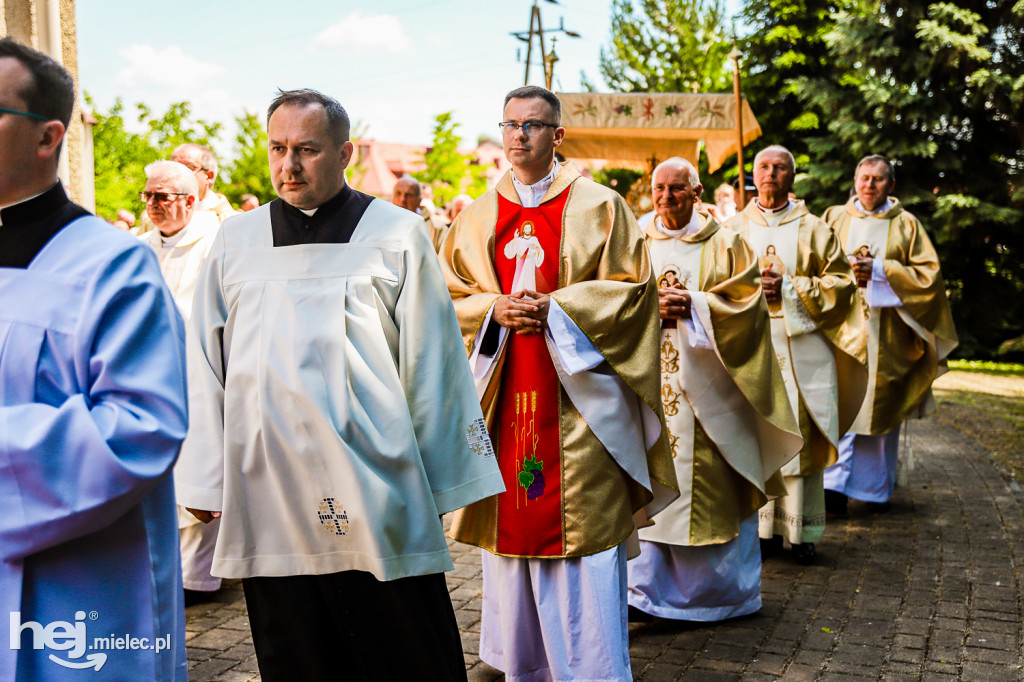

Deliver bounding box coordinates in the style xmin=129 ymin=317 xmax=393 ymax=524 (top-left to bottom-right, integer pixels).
xmin=267 ymin=88 xmax=350 ymax=145
xmin=503 ymin=86 xmax=562 ymax=126
xmin=855 ymin=154 xmax=895 ymax=184
xmin=0 ymin=37 xmax=75 ymax=128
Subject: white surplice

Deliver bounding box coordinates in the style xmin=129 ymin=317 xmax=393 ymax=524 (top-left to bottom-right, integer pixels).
xmin=140 ymin=210 xmax=224 ymax=592
xmin=175 ymin=200 xmax=504 ymax=581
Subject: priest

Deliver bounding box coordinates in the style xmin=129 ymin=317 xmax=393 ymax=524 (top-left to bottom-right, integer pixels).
xmin=139 ymin=159 xmax=222 ymax=603
xmin=629 ymin=157 xmax=802 ymax=621
xmin=0 ymin=37 xmax=188 ymax=680
xmin=175 ymin=88 xmax=504 ymax=680
xmin=823 ymin=155 xmax=957 ymax=511
xmin=725 ymin=145 xmax=867 ymax=565
xmin=440 ymin=85 xmax=677 ymax=681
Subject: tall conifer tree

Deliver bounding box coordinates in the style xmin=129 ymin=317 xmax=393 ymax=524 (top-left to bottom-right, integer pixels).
xmin=796 ymin=1 xmax=1024 ymax=356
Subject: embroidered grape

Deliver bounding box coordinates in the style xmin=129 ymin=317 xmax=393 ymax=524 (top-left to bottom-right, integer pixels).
xmin=527 ymin=471 xmax=545 ymax=499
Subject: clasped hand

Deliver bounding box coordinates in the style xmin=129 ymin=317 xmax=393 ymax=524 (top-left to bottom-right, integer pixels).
xmin=761 ymin=270 xmax=783 ymax=302
xmin=849 ymin=255 xmax=873 ymax=287
xmin=659 ymin=284 xmax=691 ymax=320
xmin=493 ymin=290 xmax=550 ymax=334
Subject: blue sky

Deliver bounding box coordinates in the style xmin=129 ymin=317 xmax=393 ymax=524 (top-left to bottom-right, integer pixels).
xmin=78 ymin=0 xmax=743 ymax=156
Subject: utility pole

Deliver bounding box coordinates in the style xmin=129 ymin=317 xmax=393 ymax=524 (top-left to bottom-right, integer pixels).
xmin=729 ymin=44 xmax=747 ymax=208
xmin=512 ymin=0 xmax=580 ymax=88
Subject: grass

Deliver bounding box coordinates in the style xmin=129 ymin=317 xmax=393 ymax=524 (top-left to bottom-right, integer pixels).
xmin=933 ymin=371 xmax=1024 ymax=486
xmin=947 ymin=359 xmax=1024 ymax=377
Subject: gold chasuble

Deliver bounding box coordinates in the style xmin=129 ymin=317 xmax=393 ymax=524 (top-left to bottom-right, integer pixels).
xmin=726 ymin=202 xmax=868 ymax=475
xmin=440 ymin=163 xmax=677 ymax=558
xmin=641 ymin=212 xmax=802 ymax=546
xmin=823 ymin=197 xmax=958 ymax=435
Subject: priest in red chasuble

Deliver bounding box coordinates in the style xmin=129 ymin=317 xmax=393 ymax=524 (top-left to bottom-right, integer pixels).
xmin=439 ymin=86 xmax=677 ymax=682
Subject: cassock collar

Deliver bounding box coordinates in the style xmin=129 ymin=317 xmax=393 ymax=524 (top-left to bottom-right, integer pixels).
xmin=281 ymin=183 xmax=350 ymax=220
xmin=0 ymin=181 xmax=91 ymax=268
xmin=0 ymin=181 xmax=65 ymax=226
xmin=646 ymin=208 xmax=720 ymax=243
xmin=511 ymin=161 xmax=559 ymax=208
xmin=655 ymin=211 xmax=701 ymax=237
xmin=270 ymin=183 xmax=374 ymax=247
xmin=756 ymin=200 xmax=791 ymax=215
xmin=853 ymin=197 xmax=893 ymax=215
xmin=843 ymin=195 xmax=904 ymax=220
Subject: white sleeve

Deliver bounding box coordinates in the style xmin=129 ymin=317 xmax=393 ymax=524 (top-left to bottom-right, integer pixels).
xmin=546 ymin=299 xmax=605 ymax=375
xmin=468 ymin=302 xmax=508 ymax=380
xmin=781 ymin=275 xmax=819 ymax=337
xmin=175 ymin=230 xmax=229 ymax=513
xmin=684 ymin=292 xmax=714 ymax=349
xmin=866 ymin=256 xmax=903 ymax=308
xmin=395 ymin=226 xmax=504 ymax=513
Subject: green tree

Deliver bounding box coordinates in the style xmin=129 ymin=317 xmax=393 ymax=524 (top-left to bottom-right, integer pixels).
xmin=139 ymin=101 xmax=221 ymax=153
xmin=586 ymin=0 xmax=739 ymax=204
xmin=221 ymin=112 xmax=274 ymax=206
xmin=795 ymin=1 xmax=1024 ymax=357
xmin=413 ymin=112 xmax=487 ymax=205
xmin=596 ymin=0 xmax=733 ymax=94
xmin=89 ymin=96 xmax=224 ymax=219
xmin=87 ymin=95 xmax=159 ymax=220
xmin=738 ymin=0 xmax=863 ymax=172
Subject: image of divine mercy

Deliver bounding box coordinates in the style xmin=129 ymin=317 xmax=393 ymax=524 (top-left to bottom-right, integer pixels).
xmin=504 ymin=221 xmax=545 ymax=293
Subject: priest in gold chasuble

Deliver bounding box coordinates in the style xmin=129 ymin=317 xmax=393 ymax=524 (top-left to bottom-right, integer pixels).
xmin=726 ymin=146 xmax=867 ymax=566
xmin=628 ymin=158 xmax=802 ymax=622
xmin=440 ymin=86 xmax=677 ymax=682
xmin=823 ymin=155 xmax=957 ymax=510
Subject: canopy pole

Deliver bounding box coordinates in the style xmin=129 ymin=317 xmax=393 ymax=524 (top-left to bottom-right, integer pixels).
xmin=729 ymin=45 xmax=747 ymax=207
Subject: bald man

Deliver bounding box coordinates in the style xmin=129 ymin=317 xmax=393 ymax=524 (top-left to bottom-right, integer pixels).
xmin=629 ymin=157 xmax=800 ymax=621
xmin=392 ymin=175 xmax=448 ymax=251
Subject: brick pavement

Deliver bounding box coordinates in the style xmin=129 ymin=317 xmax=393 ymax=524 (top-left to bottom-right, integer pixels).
xmin=185 ymin=417 xmax=1024 ymax=680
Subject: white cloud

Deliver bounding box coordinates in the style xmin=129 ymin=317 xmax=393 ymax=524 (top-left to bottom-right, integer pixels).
xmin=107 ymin=44 xmax=242 ymax=157
xmin=312 ymin=12 xmax=411 ymax=53
xmin=113 ymin=44 xmax=227 ymax=92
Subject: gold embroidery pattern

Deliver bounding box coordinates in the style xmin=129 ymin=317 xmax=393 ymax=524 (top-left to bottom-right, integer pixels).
xmin=661 ymin=339 xmax=679 ymax=374
xmin=661 ymin=382 xmax=681 ymax=417
xmin=668 ymin=433 xmax=680 ymax=459
xmin=317 ymin=498 xmax=349 ymax=536
xmin=466 ymin=417 xmax=495 ymax=457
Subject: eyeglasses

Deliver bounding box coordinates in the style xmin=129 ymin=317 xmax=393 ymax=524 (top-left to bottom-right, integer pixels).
xmin=0 ymin=106 xmax=48 ymax=121
xmin=140 ymin=191 xmax=189 ymax=204
xmin=498 ymin=121 xmax=557 ymax=136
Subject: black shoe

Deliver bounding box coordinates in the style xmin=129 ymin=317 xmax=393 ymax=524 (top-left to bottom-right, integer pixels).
xmin=824 ymin=490 xmax=847 ymax=516
xmin=183 ymin=589 xmax=218 ymax=607
xmin=628 ymin=605 xmax=654 ymax=623
xmin=792 ymin=542 xmax=816 ymax=566
xmin=759 ymin=535 xmax=783 ymax=558
xmin=867 ymin=500 xmax=891 ymax=513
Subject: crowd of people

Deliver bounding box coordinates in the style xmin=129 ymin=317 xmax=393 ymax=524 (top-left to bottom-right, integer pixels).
xmin=1 ymin=35 xmax=959 ymax=682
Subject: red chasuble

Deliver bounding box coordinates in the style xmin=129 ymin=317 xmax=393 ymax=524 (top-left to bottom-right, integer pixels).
xmin=493 ymin=189 xmax=570 ymax=556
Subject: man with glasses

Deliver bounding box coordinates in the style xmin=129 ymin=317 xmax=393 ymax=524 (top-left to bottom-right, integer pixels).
xmin=440 ymin=85 xmax=677 ymax=681
xmin=138 ymin=160 xmax=221 ymax=605
xmin=0 ymin=37 xmax=188 ymax=680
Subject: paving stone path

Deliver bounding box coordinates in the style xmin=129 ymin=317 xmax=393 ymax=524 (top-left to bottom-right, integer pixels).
xmin=185 ymin=417 xmax=1024 ymax=680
